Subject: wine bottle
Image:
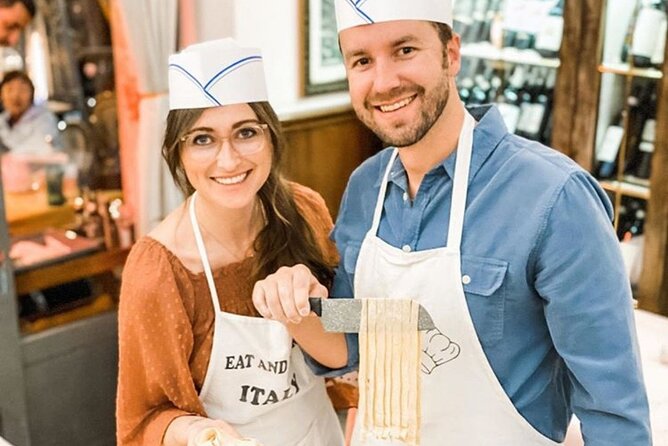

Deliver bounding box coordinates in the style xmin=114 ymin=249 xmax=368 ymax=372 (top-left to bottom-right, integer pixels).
xmin=631 ymin=0 xmax=667 ymax=68
xmin=515 ymin=67 xmax=539 ymax=138
xmin=520 ymin=68 xmax=555 ymax=141
xmin=625 ymin=87 xmax=657 ymax=178
xmin=651 ymin=11 xmax=667 ymax=68
xmin=621 ymin=1 xmax=641 ymax=63
xmin=464 ymin=0 xmax=490 ymax=44
xmin=535 ymin=0 xmax=565 ymax=58
xmin=496 ymin=66 xmax=526 ymax=133
xmin=634 ymin=118 xmax=656 ymax=179
xmin=595 ymin=111 xmax=626 ymax=179
xmin=470 ymin=74 xmax=492 ymax=105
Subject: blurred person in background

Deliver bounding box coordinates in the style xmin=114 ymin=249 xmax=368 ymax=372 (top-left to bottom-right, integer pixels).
xmin=0 ymin=70 xmax=62 ymax=154
xmin=0 ymin=0 xmax=34 ymax=47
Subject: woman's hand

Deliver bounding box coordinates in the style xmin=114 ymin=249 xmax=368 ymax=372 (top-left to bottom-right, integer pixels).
xmin=252 ymin=264 xmax=328 ymax=325
xmin=164 ymin=415 xmax=243 ymax=446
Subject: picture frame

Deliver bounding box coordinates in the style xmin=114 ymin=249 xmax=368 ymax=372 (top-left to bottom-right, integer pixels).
xmin=303 ymin=0 xmax=348 ymax=95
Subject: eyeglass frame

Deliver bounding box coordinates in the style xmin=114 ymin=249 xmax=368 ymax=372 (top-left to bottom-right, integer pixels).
xmin=178 ymin=122 xmax=270 ymax=160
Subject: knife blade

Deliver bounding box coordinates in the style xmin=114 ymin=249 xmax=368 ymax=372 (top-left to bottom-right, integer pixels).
xmin=308 ymin=297 xmax=436 ymax=333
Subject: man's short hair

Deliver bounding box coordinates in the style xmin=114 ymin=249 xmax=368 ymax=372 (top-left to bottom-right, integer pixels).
xmin=0 ymin=70 xmax=35 ymax=101
xmin=0 ymin=0 xmax=36 ymax=17
xmin=431 ymin=21 xmax=453 ymax=48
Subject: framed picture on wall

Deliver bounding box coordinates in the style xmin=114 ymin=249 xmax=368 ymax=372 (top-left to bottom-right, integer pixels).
xmin=303 ymin=0 xmax=348 ymax=95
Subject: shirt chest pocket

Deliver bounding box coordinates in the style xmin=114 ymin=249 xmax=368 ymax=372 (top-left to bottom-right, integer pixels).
xmin=461 ymin=255 xmax=508 ymax=347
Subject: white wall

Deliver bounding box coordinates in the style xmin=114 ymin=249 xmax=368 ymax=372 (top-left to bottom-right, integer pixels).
xmin=194 ymin=0 xmax=350 ymax=119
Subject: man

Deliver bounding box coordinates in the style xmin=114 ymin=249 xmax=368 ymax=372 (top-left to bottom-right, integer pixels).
xmin=0 ymin=0 xmax=34 ymax=46
xmin=252 ymin=0 xmax=651 ymax=444
xmin=0 ymin=70 xmax=62 ymax=154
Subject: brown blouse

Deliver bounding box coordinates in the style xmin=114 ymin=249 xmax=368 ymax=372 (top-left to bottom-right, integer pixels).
xmin=116 ymin=183 xmax=338 ymax=445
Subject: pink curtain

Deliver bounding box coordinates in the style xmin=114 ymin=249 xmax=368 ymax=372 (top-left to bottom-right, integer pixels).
xmin=110 ymin=0 xmax=140 ymax=226
xmin=179 ymin=0 xmax=197 ymax=48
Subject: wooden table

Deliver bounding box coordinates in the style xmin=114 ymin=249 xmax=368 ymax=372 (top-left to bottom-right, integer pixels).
xmin=4 ymin=186 xmax=77 ymax=237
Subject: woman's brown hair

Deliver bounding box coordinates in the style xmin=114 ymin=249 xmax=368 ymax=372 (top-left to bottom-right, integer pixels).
xmin=162 ymin=102 xmax=334 ymax=287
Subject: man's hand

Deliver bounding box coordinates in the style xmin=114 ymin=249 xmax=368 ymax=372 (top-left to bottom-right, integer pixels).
xmin=252 ymin=264 xmax=328 ymax=324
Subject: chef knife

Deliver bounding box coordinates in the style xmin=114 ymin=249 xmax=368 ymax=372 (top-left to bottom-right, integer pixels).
xmin=308 ymin=297 xmax=436 ymax=333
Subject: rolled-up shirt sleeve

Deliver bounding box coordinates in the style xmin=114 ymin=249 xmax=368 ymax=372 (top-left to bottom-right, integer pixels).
xmin=531 ymin=171 xmax=651 ymax=445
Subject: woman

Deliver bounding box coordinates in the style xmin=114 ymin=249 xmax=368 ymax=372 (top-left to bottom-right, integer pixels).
xmin=116 ymin=39 xmax=347 ymax=446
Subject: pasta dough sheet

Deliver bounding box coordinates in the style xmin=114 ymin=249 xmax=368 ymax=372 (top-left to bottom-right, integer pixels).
xmin=358 ymin=298 xmax=421 ymax=446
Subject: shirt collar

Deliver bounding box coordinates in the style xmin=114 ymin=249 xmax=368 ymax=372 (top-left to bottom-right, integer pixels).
xmin=375 ymin=105 xmax=509 ymax=188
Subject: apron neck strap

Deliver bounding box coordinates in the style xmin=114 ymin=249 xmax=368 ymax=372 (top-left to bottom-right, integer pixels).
xmin=447 ymin=111 xmax=475 ymax=250
xmin=189 ymin=192 xmax=222 ymax=313
xmin=369 ymin=108 xmax=476 ymax=251
xmin=370 ymin=148 xmax=399 ymax=230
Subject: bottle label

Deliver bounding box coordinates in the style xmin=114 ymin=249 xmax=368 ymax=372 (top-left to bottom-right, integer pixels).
xmin=516 ymin=102 xmax=534 ymax=133
xmin=496 ymin=103 xmax=521 ymax=133
xmin=524 ymin=104 xmax=547 ymax=136
xmin=651 ymin=18 xmax=667 ymax=65
xmin=642 ymin=119 xmax=656 ymax=143
xmin=632 ymin=8 xmax=666 ymax=58
xmin=639 ymin=141 xmax=655 ymax=154
xmin=535 ymin=16 xmax=564 ymax=52
xmin=597 ymin=125 xmax=624 ymax=163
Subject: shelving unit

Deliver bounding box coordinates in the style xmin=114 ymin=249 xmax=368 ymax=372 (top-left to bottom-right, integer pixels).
xmin=570 ymin=0 xmax=668 ymax=315
xmin=453 ymin=0 xmax=580 ymax=154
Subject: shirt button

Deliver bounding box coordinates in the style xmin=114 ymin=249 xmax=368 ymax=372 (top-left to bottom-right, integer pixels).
xmin=402 ymin=245 xmax=412 ymax=253
xmin=462 ymin=275 xmax=472 ymax=285
xmin=403 ymin=192 xmax=408 ymax=201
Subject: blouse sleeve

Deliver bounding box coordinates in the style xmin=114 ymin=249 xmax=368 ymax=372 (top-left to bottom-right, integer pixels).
xmin=290 ymin=182 xmax=339 ymax=267
xmin=116 ymin=239 xmax=206 ymax=445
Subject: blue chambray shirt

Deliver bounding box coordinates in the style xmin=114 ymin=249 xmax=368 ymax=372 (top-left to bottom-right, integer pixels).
xmin=311 ymin=105 xmax=651 ymax=444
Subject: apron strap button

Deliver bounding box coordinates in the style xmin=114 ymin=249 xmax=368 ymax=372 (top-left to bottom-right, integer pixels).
xmin=462 ymin=274 xmax=472 ymax=285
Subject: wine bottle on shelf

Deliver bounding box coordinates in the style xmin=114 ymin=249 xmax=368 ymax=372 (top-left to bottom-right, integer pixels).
xmin=496 ymin=65 xmax=526 ymax=133
xmin=463 ymin=0 xmax=490 ymax=44
xmin=457 ymin=57 xmax=480 ymax=105
xmin=651 ymin=11 xmax=667 ymax=68
xmin=453 ymin=0 xmax=474 ymax=38
xmin=515 ymin=66 xmax=539 ymax=138
xmin=620 ymin=1 xmax=641 ymax=63
xmin=631 ymin=0 xmax=667 ymax=68
xmin=595 ymin=110 xmax=626 ymax=179
xmin=514 ymin=31 xmax=535 ymax=50
xmin=473 ymin=74 xmax=493 ymax=105
xmin=617 ymin=198 xmax=647 ymax=239
xmin=487 ymin=71 xmax=504 ymax=104
xmin=479 ymin=0 xmax=504 ymax=44
xmin=625 ymin=88 xmax=657 ymax=179
xmin=535 ymin=0 xmax=565 ymax=58
xmin=634 ymin=120 xmax=655 ymax=179
xmin=520 ymin=67 xmax=556 ymax=141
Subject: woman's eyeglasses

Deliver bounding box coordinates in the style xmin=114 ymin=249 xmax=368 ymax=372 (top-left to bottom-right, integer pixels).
xmin=180 ymin=123 xmax=269 ymax=160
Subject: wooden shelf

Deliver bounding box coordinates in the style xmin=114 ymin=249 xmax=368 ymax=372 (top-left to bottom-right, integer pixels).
xmin=598 ymin=62 xmax=663 ymax=80
xmin=599 ymin=179 xmax=651 ymax=200
xmin=461 ymin=43 xmax=561 ymax=68
xmin=14 ymin=247 xmax=130 ymax=295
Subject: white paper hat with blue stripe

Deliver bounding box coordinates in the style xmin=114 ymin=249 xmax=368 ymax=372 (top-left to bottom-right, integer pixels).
xmin=168 ymin=38 xmax=268 ymax=110
xmin=334 ymin=0 xmax=453 ymax=32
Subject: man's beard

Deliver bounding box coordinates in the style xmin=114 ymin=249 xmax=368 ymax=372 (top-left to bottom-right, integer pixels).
xmin=355 ymin=75 xmax=450 ymax=148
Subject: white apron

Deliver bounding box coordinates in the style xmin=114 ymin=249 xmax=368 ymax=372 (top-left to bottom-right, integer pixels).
xmin=351 ymin=112 xmax=561 ymax=445
xmin=189 ymin=193 xmax=344 ymax=446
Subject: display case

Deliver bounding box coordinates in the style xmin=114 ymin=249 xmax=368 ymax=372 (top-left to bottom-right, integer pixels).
xmin=452 ymin=0 xmax=578 ymax=151
xmin=570 ymin=0 xmax=668 ymax=314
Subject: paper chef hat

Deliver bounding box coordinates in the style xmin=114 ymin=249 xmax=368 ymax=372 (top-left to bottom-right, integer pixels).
xmin=168 ymin=38 xmax=268 ymax=110
xmin=334 ymin=0 xmax=453 ymax=33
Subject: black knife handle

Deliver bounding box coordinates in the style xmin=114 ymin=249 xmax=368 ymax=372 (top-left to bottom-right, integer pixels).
xmin=308 ymin=297 xmax=322 ymax=316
